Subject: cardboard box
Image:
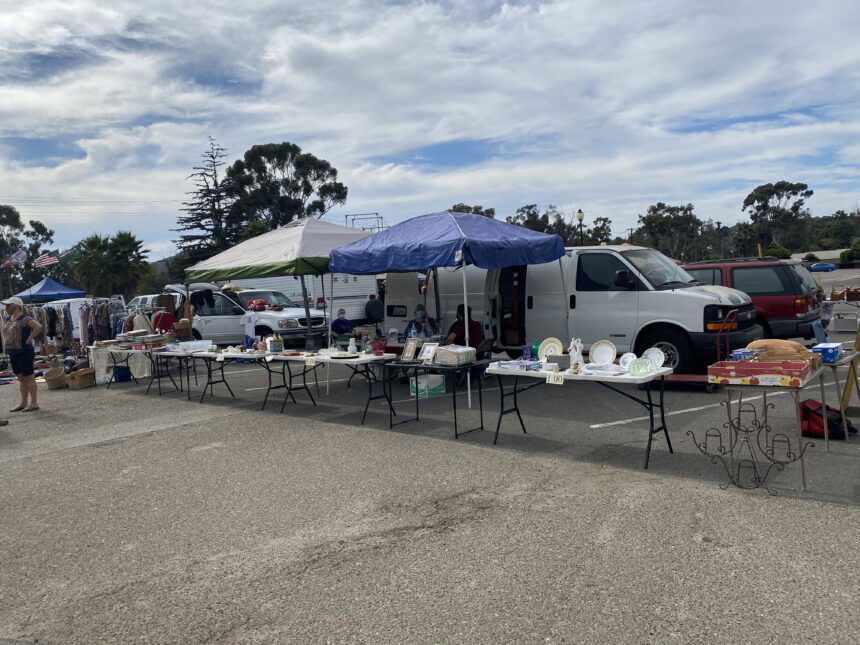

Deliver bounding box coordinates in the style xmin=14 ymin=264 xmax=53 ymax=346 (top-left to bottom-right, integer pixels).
xmin=708 ymin=360 xmax=810 ymax=387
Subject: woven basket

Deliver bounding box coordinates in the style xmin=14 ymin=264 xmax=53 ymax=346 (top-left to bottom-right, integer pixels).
xmin=68 ymin=367 xmax=95 ymax=390
xmin=44 ymin=367 xmax=68 ymax=390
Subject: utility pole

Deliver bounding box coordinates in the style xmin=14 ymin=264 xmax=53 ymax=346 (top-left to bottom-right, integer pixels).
xmin=626 ymin=228 xmax=634 ymax=244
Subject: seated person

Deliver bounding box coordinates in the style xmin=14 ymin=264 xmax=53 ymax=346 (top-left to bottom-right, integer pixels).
xmin=404 ymin=304 xmax=437 ymax=337
xmin=446 ymin=304 xmax=484 ymax=349
xmin=330 ymin=308 xmax=353 ymax=339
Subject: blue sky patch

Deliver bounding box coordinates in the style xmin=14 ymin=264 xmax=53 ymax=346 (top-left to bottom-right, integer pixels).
xmin=0 ymin=136 xmax=86 ymax=167
xmin=668 ymin=106 xmax=823 ymax=134
xmin=372 ymin=138 xmax=508 ymax=169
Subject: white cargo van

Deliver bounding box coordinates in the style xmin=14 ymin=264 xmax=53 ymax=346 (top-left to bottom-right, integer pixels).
xmin=384 ymin=246 xmax=762 ymax=372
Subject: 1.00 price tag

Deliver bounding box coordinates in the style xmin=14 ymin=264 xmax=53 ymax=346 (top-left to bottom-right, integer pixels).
xmin=546 ymin=372 xmax=565 ymax=385
xmin=305 ymin=356 xmax=317 ymax=367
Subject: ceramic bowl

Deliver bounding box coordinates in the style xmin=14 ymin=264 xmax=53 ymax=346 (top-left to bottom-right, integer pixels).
xmin=629 ymin=358 xmax=651 ymax=376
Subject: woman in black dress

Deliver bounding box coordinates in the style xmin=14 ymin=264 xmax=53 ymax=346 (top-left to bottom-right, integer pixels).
xmin=2 ymin=297 xmax=43 ymax=412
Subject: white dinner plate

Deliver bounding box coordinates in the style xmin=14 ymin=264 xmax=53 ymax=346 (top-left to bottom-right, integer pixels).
xmin=642 ymin=347 xmax=666 ymax=369
xmin=538 ymin=337 xmax=564 ymax=360
xmin=589 ymin=339 xmax=617 ymax=366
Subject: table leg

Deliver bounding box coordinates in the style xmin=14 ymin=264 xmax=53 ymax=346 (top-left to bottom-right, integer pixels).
xmin=303 ymin=365 xmax=317 ymax=407
xmin=452 ymin=373 xmax=458 ymax=438
xmin=280 ymin=362 xmax=298 ymax=413
xmin=106 ymin=352 xmax=119 ymax=388
xmin=493 ymin=375 xmax=531 ymax=445
xmin=644 ymin=387 xmax=657 ymax=470
xmin=831 ymin=366 xmax=848 ymax=445
xmin=478 ymin=367 xmax=484 ymax=432
xmin=659 ymin=377 xmax=672 ymax=453
xmin=387 ymin=366 xmax=394 ymax=429
xmin=361 ymin=365 xmax=373 ymax=425
xmin=792 ymin=391 xmax=807 ymax=492
xmin=145 ymin=354 xmax=157 ymax=396
xmin=414 ymin=366 xmax=419 ymax=422
xmin=200 ymin=359 xmax=212 ymax=403
xmin=262 ymin=360 xmax=275 ymax=410
xmin=818 ymin=372 xmax=830 ymax=453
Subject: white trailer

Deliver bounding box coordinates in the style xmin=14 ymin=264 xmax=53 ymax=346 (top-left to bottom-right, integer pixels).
xmin=227 ymin=273 xmax=378 ymax=322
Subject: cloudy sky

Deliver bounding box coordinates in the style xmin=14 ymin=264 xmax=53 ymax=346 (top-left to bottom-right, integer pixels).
xmin=1 ymin=0 xmax=858 ymax=257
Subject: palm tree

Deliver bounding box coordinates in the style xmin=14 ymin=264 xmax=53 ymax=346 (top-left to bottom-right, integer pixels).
xmin=108 ymin=231 xmax=149 ymax=297
xmin=73 ymin=232 xmax=150 ymax=297
xmin=74 ymin=235 xmax=113 ymax=296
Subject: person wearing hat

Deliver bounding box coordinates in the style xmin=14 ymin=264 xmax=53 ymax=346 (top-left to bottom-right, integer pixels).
xmin=1 ymin=296 xmax=43 ymax=412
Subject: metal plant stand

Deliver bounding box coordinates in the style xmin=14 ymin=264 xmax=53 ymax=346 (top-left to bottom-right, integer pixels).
xmin=688 ymin=369 xmax=825 ymax=494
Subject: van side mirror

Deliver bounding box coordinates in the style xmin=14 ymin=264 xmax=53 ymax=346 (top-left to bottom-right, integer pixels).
xmin=614 ymin=270 xmax=635 ymax=289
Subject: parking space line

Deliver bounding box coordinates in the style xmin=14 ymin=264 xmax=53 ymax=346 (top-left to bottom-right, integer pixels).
xmin=590 ymin=381 xmax=836 ymax=428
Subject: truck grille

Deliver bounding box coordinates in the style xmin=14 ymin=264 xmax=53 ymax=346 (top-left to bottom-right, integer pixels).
xmin=298 ymin=317 xmax=325 ymax=328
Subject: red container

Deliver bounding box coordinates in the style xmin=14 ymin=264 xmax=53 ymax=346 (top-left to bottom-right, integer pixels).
xmin=708 ymin=360 xmax=810 ymax=387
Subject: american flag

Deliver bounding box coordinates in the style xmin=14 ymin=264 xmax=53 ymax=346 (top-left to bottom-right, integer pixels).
xmin=34 ymin=250 xmax=60 ymax=268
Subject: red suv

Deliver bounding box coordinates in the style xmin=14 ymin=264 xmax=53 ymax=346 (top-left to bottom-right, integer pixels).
xmin=682 ymin=257 xmax=822 ymax=340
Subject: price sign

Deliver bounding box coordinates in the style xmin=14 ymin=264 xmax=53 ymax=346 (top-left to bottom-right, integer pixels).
xmin=305 ymin=356 xmax=317 ymax=367
xmin=546 ymin=372 xmax=565 ymax=385
xmin=215 ymin=355 xmax=224 ymax=363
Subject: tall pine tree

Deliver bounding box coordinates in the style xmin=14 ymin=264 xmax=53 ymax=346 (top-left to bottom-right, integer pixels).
xmin=174 ymin=138 xmax=238 ymax=261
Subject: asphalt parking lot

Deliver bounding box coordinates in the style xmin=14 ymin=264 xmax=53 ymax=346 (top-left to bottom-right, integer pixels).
xmin=1 ymin=320 xmax=859 ymax=642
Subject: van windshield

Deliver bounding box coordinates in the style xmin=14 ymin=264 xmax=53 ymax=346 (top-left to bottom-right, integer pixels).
xmin=621 ymin=249 xmax=698 ymax=290
xmin=235 ymin=291 xmax=297 ymax=307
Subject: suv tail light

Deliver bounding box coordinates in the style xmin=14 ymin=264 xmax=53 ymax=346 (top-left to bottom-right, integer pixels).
xmin=316 ymin=296 xmax=326 ymax=309
xmin=794 ymin=295 xmax=810 ymax=317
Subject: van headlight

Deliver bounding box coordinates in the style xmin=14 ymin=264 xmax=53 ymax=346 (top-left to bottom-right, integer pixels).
xmin=278 ymin=319 xmax=299 ymax=329
xmin=704 ymin=305 xmax=737 ymax=331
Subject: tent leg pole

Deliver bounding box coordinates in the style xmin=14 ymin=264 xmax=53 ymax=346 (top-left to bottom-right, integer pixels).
xmin=433 ymin=268 xmax=442 ymax=334
xmin=300 ymin=275 xmax=313 ymax=351
xmin=329 ymin=273 xmax=335 ymax=349
xmin=463 ymin=258 xmax=471 ymax=409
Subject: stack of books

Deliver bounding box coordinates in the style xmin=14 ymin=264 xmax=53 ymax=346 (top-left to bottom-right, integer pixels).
xmin=434 ymin=345 xmax=476 ymax=366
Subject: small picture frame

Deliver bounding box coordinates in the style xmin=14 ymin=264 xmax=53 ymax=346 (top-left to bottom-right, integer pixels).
xmin=402 ymin=338 xmax=419 ymax=361
xmin=418 ymin=342 xmax=439 ymax=364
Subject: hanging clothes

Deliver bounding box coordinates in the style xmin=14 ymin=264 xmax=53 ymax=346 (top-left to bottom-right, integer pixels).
xmin=151 ymin=311 xmax=176 ymax=333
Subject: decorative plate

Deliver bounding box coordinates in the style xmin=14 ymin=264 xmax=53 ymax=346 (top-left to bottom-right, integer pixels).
xmin=619 ymin=352 xmax=637 ymax=370
xmin=538 ymin=337 xmax=564 ymax=360
xmin=642 ymin=347 xmax=666 ymax=370
xmin=589 ymin=340 xmax=617 ymax=366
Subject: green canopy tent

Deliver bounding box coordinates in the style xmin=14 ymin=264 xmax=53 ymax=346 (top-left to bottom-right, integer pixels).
xmin=185 ymin=218 xmax=371 ymax=348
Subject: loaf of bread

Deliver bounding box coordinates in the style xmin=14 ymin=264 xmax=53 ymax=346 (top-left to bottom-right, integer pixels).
xmin=746 ymin=339 xmax=807 ymax=353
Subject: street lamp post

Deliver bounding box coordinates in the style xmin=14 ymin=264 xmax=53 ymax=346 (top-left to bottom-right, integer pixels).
xmin=576 ymin=209 xmax=585 ymax=246
xmin=715 ymin=221 xmax=723 ymax=258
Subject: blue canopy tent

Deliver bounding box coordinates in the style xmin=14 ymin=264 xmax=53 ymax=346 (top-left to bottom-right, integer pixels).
xmin=14 ymin=277 xmax=86 ymax=302
xmin=330 ymin=211 xmax=565 ymax=405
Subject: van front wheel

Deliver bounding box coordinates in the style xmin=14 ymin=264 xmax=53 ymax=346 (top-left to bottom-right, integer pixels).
xmin=635 ymin=328 xmax=695 ymax=373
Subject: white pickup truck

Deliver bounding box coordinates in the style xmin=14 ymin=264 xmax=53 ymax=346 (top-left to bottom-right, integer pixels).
xmin=383 ymin=245 xmax=762 ymax=372
xmin=163 ymin=283 xmax=327 ymax=345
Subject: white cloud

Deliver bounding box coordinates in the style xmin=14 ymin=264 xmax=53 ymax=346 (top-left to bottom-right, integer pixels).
xmin=0 ymin=0 xmax=857 ymax=254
